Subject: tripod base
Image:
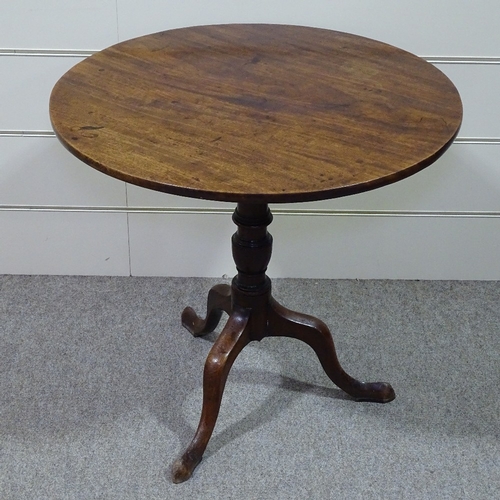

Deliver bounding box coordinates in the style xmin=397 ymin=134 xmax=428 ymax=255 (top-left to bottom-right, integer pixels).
xmin=171 ymin=204 xmax=395 ymax=483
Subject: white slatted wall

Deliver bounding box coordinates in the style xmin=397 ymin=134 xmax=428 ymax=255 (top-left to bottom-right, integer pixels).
xmin=1 ymin=1 xmax=499 ymax=279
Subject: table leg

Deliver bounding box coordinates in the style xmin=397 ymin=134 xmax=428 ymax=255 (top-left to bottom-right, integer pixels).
xmin=267 ymin=297 xmax=395 ymax=403
xmin=171 ymin=202 xmax=394 ymax=482
xmin=181 ymin=283 xmax=232 ymax=337
xmin=172 ymin=308 xmax=251 ymax=483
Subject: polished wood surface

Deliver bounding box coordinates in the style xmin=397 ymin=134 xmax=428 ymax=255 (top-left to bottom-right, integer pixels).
xmin=50 ymin=24 xmax=462 ymax=203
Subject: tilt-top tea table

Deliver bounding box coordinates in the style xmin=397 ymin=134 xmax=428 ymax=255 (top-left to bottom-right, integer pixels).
xmin=49 ymin=24 xmax=462 ymax=482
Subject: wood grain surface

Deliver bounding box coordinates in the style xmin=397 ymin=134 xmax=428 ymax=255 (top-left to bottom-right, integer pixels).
xmin=49 ymin=24 xmax=462 ymax=203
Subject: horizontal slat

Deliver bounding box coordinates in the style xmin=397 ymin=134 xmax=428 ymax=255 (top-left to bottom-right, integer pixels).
xmin=0 ymin=137 xmax=126 ymax=207
xmin=0 ymin=1 xmax=117 ymax=49
xmin=0 ymin=211 xmax=130 ymax=275
xmin=426 ymin=56 xmax=500 ymax=65
xmin=0 ymin=50 xmax=497 ymax=65
xmin=0 ymin=49 xmax=95 ymax=57
xmin=117 ymin=0 xmax=500 ymax=56
xmin=127 ymin=212 xmax=500 ymax=280
xmin=455 ymin=138 xmax=500 ymax=145
xmin=2 ymin=207 xmax=500 ymax=219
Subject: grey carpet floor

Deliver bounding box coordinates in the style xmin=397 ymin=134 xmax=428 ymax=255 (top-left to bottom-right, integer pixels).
xmin=1 ymin=275 xmax=499 ymax=499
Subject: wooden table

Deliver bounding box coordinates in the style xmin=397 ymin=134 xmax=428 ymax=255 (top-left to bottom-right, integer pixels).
xmin=49 ymin=24 xmax=462 ymax=482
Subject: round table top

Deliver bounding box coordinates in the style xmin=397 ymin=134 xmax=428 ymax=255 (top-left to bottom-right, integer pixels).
xmin=50 ymin=24 xmax=462 ymax=203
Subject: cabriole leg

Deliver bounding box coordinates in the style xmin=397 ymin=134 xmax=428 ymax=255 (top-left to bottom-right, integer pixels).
xmin=182 ymin=284 xmax=232 ymax=337
xmin=172 ymin=308 xmax=251 ymax=483
xmin=267 ymin=297 xmax=395 ymax=403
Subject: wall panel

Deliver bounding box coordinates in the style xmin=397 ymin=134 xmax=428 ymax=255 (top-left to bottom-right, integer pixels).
xmin=128 ymin=212 xmax=234 ymax=278
xmin=1 ymin=1 xmax=499 ymax=278
xmin=0 ymin=211 xmax=130 ymax=276
xmin=0 ymin=56 xmax=86 ymax=131
xmin=269 ymin=214 xmax=500 ymax=280
xmin=127 ymin=211 xmax=500 ymax=280
xmin=436 ymin=64 xmax=500 ymax=138
xmin=0 ymin=1 xmax=118 ymax=49
xmin=0 ymin=137 xmax=126 ymax=207
xmin=116 ymin=0 xmax=500 ymax=56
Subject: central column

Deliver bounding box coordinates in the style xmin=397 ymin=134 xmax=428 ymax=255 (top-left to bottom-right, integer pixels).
xmin=230 ymin=203 xmax=273 ymax=320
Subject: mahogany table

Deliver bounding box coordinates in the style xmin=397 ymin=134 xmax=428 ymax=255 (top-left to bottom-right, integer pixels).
xmin=49 ymin=24 xmax=462 ymax=482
